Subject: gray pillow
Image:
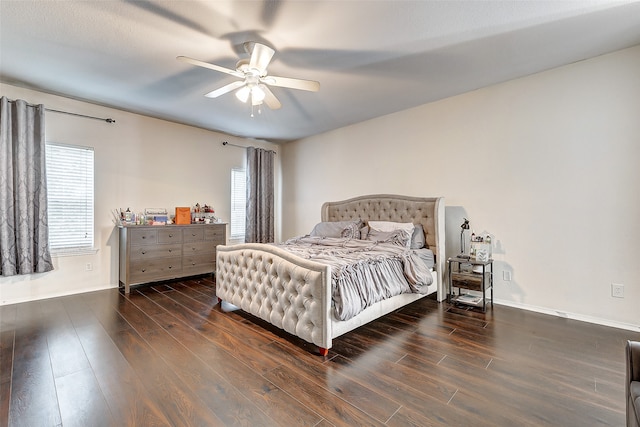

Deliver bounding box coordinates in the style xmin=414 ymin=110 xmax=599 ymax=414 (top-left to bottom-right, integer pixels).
xmin=410 ymin=224 xmax=426 ymax=249
xmin=310 ymin=220 xmax=361 ymax=239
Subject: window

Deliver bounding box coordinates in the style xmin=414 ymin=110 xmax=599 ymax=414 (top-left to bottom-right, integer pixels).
xmin=45 ymin=143 xmax=95 ymax=254
xmin=230 ymin=168 xmax=246 ymax=242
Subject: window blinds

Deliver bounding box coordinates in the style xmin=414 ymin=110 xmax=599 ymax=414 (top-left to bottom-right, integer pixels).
xmin=45 ymin=143 xmax=94 ymax=251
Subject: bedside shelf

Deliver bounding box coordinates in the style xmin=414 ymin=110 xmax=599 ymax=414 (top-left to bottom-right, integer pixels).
xmin=447 ymin=257 xmax=493 ymax=311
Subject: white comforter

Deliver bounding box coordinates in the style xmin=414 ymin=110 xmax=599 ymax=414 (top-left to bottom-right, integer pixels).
xmin=276 ymin=236 xmax=433 ymax=321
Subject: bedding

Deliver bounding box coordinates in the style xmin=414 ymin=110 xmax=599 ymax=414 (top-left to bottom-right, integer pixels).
xmin=413 ymin=247 xmax=435 ymax=269
xmin=277 ymin=235 xmax=433 ymax=321
xmin=366 ymin=228 xmax=412 ymax=248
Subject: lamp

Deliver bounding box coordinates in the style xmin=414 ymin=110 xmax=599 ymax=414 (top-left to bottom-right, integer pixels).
xmin=251 ymin=85 xmax=265 ymax=104
xmin=459 ymin=218 xmax=470 ymax=259
xmin=235 ymin=85 xmax=250 ymax=103
xmin=235 ymin=84 xmax=265 ymax=106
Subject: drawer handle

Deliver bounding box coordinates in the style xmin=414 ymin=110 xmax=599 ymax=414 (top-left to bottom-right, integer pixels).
xmin=168 ymin=266 xmax=173 ymax=269
xmin=141 ymin=251 xmax=146 ymax=255
xmin=142 ymin=236 xmax=146 ymax=239
xmin=169 ymin=234 xmax=173 ymax=238
xmin=192 ymin=233 xmax=197 ymax=237
xmin=168 ymin=249 xmax=172 ymax=253
xmin=191 ymin=262 xmax=196 ymax=266
xmin=141 ymin=269 xmax=146 ymax=272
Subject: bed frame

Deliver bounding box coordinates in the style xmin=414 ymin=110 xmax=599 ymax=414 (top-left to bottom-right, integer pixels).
xmin=216 ymin=194 xmax=445 ymax=355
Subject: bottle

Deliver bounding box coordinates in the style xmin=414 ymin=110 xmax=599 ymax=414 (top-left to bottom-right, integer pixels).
xmin=469 ymin=230 xmax=475 ymax=258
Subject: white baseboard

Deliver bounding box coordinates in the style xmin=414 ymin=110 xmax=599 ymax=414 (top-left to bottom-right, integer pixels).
xmin=494 ymin=299 xmax=640 ymax=333
xmin=1 ymin=283 xmax=116 ymax=306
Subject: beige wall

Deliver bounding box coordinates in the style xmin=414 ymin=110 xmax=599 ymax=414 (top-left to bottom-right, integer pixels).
xmin=0 ymin=84 xmax=279 ymax=305
xmin=281 ymin=45 xmax=640 ymax=330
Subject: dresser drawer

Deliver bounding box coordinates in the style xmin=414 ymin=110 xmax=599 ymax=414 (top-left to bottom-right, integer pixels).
xmin=183 ymin=227 xmax=204 ymax=242
xmin=183 ymin=253 xmax=215 ymax=275
xmin=130 ymin=243 xmax=182 ymax=260
xmin=130 ymin=256 xmax=183 ymax=283
xmin=158 ymin=228 xmax=183 ymax=244
xmin=204 ymin=226 xmax=225 ymax=241
xmin=183 ymin=241 xmax=214 ymax=255
xmin=451 ymin=272 xmax=484 ymax=291
xmin=130 ymin=228 xmax=158 ymax=245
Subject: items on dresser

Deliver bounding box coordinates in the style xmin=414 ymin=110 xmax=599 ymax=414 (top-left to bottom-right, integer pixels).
xmin=191 ymin=202 xmax=218 ymax=223
xmin=175 ymin=207 xmax=191 ymax=225
xmin=118 ymin=223 xmax=226 ymax=293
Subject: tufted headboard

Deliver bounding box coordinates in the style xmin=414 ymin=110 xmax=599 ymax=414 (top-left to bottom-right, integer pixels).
xmin=321 ymin=194 xmax=445 ymax=264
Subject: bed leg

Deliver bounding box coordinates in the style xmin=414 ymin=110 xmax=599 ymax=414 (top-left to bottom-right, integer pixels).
xmin=319 ymin=347 xmax=329 ymax=357
xmin=220 ymin=300 xmax=240 ymax=312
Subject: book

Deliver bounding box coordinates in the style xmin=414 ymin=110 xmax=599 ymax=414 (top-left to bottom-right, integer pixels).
xmin=457 ymin=294 xmax=482 ymax=304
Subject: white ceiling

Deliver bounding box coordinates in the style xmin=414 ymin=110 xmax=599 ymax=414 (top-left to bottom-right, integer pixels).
xmin=2 ymin=1 xmax=640 ymax=143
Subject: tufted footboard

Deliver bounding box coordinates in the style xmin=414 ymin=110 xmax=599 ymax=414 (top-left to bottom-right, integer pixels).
xmin=216 ymin=243 xmax=333 ymax=352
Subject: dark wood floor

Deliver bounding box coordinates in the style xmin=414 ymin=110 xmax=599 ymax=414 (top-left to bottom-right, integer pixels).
xmin=1 ymin=276 xmax=638 ymax=426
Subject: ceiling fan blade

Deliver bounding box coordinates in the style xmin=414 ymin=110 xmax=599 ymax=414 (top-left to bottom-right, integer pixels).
xmin=177 ymin=56 xmax=244 ymax=78
xmin=204 ymin=80 xmax=246 ymax=98
xmin=263 ymin=75 xmax=320 ymax=92
xmin=248 ymin=42 xmax=275 ymax=73
xmin=261 ymin=85 xmax=282 ymax=110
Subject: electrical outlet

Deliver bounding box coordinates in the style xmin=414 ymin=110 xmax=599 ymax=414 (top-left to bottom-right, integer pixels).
xmin=85 ymin=263 xmax=93 ymax=271
xmin=503 ymin=271 xmax=512 ymax=281
xmin=611 ymin=283 xmax=624 ymax=298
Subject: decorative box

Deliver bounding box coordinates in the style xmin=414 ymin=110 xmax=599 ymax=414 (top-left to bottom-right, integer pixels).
xmin=175 ymin=207 xmax=191 ymax=225
xmin=470 ymin=242 xmax=491 ymax=260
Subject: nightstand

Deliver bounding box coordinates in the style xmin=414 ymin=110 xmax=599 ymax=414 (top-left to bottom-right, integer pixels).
xmin=447 ymin=256 xmax=493 ymax=311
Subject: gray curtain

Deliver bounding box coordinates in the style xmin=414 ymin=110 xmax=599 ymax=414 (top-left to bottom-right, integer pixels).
xmin=0 ymin=97 xmax=53 ymax=276
xmin=245 ymin=146 xmax=274 ymax=243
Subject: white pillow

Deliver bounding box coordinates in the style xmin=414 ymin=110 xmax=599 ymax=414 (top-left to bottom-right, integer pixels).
xmin=367 ymin=228 xmax=412 ymax=248
xmin=367 ymin=221 xmax=414 ymax=249
xmin=368 ymin=221 xmax=415 ymax=235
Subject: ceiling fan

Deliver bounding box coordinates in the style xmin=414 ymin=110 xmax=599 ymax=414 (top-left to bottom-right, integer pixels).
xmin=177 ymin=42 xmax=320 ymax=110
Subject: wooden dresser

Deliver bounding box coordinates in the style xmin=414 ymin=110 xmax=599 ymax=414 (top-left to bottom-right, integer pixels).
xmin=118 ymin=223 xmax=226 ymax=293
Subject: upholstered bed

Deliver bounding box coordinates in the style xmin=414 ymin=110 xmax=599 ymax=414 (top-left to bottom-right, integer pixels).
xmin=216 ymin=194 xmax=445 ymax=355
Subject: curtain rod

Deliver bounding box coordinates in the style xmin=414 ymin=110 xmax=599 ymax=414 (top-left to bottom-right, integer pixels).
xmin=5 ymin=98 xmax=115 ymax=123
xmin=222 ymin=141 xmax=276 ymax=154
xmin=46 ymin=108 xmax=115 ymax=124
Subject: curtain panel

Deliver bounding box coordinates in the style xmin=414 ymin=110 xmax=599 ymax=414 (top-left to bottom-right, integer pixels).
xmin=0 ymin=97 xmax=53 ymax=276
xmin=245 ymin=146 xmax=275 ymax=243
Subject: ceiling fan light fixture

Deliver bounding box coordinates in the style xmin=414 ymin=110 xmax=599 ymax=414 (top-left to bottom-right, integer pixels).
xmin=251 ymin=85 xmax=265 ymax=103
xmin=236 ymin=84 xmax=265 ymax=106
xmin=235 ymin=85 xmax=250 ymax=103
